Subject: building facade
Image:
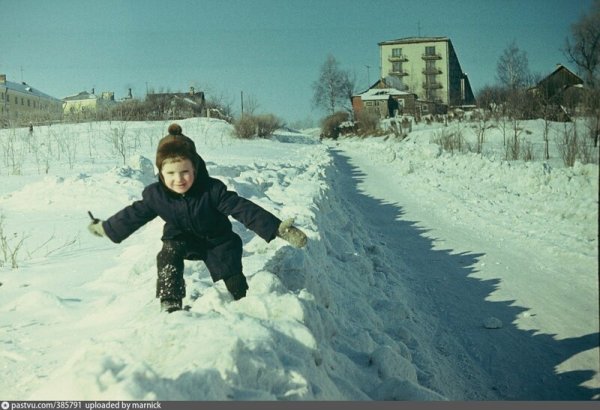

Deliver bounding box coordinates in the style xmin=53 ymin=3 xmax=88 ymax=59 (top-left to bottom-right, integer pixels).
xmin=378 ymin=37 xmax=475 ymax=108
xmin=0 ymin=74 xmax=63 ymax=126
xmin=352 ymin=85 xmax=418 ymax=118
xmin=63 ymin=89 xmax=116 ymax=117
xmin=145 ymin=87 xmax=206 ymax=120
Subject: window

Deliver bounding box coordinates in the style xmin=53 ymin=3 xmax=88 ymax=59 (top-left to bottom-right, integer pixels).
xmin=425 ymin=46 xmax=436 ymax=56
xmin=392 ymin=62 xmax=402 ymax=73
xmin=392 ymin=48 xmax=402 ymax=57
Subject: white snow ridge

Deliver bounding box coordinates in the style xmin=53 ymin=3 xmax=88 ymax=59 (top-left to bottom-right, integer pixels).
xmin=0 ymin=118 xmax=598 ymax=401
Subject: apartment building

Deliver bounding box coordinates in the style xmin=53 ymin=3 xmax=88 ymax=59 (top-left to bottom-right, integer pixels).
xmin=378 ymin=37 xmax=475 ymax=108
xmin=0 ymin=74 xmax=63 ymax=126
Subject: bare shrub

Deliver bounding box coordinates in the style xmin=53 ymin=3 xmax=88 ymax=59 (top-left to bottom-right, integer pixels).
xmin=233 ymin=114 xmax=283 ymax=139
xmin=233 ymin=115 xmax=257 ymax=139
xmin=556 ymin=122 xmax=579 ymax=167
xmin=556 ymin=121 xmax=600 ymax=166
xmin=473 ymin=112 xmax=494 ymax=154
xmin=1 ymin=129 xmax=26 ymax=175
xmin=432 ymin=126 xmax=467 ymax=153
xmin=320 ymin=112 xmax=349 ymax=139
xmin=355 ymin=110 xmax=380 ymax=136
xmin=54 ymin=129 xmax=79 ymax=170
xmin=521 ymin=139 xmax=535 ymax=162
xmin=255 ymin=114 xmax=283 ymax=138
xmin=0 ymin=214 xmax=28 ymax=269
xmin=505 ymin=119 xmax=523 ymax=160
xmin=106 ymin=122 xmax=131 ymax=165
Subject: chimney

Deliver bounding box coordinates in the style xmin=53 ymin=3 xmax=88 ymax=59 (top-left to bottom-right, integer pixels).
xmin=189 ymin=86 xmax=195 ymax=96
xmin=127 ymin=88 xmax=133 ymax=99
xmin=91 ymin=88 xmax=95 ymax=95
xmin=0 ymin=74 xmax=6 ymax=84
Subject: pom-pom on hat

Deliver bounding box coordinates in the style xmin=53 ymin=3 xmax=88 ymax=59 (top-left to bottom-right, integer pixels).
xmin=168 ymin=123 xmax=183 ymax=136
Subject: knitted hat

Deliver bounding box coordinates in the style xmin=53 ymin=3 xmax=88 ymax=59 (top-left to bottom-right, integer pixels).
xmin=155 ymin=123 xmax=198 ymax=171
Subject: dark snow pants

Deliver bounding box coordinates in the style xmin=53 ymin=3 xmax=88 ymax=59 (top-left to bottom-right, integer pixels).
xmin=156 ymin=233 xmax=248 ymax=301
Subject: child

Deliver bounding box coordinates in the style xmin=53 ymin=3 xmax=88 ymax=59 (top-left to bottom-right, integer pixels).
xmin=88 ymin=123 xmax=307 ymax=312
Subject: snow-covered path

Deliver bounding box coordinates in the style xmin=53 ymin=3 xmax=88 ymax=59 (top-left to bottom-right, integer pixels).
xmin=333 ymin=137 xmax=599 ymax=400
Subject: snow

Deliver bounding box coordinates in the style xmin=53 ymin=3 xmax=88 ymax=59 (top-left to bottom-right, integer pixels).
xmin=0 ymin=117 xmax=597 ymax=401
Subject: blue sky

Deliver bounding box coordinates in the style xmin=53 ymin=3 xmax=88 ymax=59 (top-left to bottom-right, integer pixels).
xmin=1 ymin=0 xmax=593 ymax=124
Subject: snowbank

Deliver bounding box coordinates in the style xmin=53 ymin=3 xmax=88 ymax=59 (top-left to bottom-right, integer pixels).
xmin=0 ymin=119 xmax=444 ymax=400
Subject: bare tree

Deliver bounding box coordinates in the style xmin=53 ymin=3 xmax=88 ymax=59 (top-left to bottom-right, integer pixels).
xmin=312 ymin=54 xmax=355 ymax=115
xmin=496 ymin=40 xmax=531 ymax=90
xmin=206 ymin=92 xmax=234 ymax=121
xmin=564 ymin=0 xmax=600 ymax=87
xmin=242 ymin=94 xmax=261 ymax=116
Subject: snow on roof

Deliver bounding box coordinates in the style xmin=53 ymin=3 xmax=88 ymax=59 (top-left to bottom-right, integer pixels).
xmin=378 ymin=36 xmax=449 ymax=46
xmin=63 ymin=91 xmax=97 ymax=101
xmin=355 ymin=88 xmax=414 ymax=100
xmin=1 ymin=79 xmax=62 ymax=102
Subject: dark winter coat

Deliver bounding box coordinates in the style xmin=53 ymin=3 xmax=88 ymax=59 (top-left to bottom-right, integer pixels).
xmin=102 ymin=157 xmax=282 ymax=279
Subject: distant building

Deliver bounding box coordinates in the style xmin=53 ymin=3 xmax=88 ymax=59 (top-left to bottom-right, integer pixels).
xmin=352 ymin=81 xmax=418 ymax=118
xmin=0 ymin=74 xmax=63 ymax=126
xmin=528 ymin=64 xmax=586 ymax=120
xmin=378 ymin=37 xmax=475 ymax=109
xmin=145 ymin=87 xmax=206 ymax=119
xmin=530 ymin=64 xmax=584 ymax=101
xmin=63 ymin=89 xmax=116 ymax=116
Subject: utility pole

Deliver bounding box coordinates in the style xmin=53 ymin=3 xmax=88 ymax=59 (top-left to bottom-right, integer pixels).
xmin=241 ymin=91 xmax=244 ymax=117
xmin=366 ymin=65 xmax=371 ymax=86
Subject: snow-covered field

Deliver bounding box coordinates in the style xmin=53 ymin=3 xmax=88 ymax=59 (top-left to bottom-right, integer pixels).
xmin=0 ymin=117 xmax=597 ymax=400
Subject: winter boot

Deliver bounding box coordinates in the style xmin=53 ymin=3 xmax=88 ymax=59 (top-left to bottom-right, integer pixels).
xmin=161 ymin=298 xmax=182 ymax=313
xmin=224 ymin=274 xmax=249 ymax=300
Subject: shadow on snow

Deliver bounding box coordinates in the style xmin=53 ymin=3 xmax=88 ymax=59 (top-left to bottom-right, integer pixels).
xmin=268 ymin=148 xmax=598 ymax=400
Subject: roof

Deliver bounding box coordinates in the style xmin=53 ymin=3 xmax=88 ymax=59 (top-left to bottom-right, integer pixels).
xmin=0 ymin=79 xmax=62 ymax=102
xmin=541 ymin=64 xmax=583 ymax=84
xmin=378 ymin=36 xmax=449 ymax=46
xmin=63 ymin=91 xmax=97 ymax=101
xmin=355 ymin=88 xmax=414 ymax=100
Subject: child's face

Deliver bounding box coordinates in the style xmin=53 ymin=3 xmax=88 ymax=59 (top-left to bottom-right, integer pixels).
xmin=161 ymin=158 xmax=195 ymax=194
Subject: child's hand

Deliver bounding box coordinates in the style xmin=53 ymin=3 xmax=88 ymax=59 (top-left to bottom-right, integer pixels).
xmin=88 ymin=220 xmax=106 ymax=237
xmin=87 ymin=211 xmax=106 ymax=237
xmin=277 ymin=218 xmax=307 ymax=248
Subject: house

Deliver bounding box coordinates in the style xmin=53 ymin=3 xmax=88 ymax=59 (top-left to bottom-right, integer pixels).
xmin=378 ymin=37 xmax=475 ymax=109
xmin=0 ymin=74 xmax=63 ymax=126
xmin=145 ymin=87 xmax=206 ymax=120
xmin=352 ymin=78 xmax=445 ymax=120
xmin=528 ymin=64 xmax=586 ymax=120
xmin=530 ymin=64 xmax=584 ymax=101
xmin=352 ymin=81 xmax=418 ymax=118
xmin=63 ymin=89 xmax=116 ymax=116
